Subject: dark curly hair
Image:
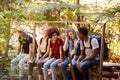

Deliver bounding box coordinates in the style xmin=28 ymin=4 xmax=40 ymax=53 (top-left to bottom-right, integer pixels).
xmin=48 ymin=27 xmax=60 ymax=38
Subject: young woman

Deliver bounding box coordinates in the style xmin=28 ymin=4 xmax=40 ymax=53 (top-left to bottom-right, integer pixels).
xmin=28 ymin=26 xmax=50 ymax=80
xmin=60 ymin=28 xmax=80 ymax=80
xmin=43 ymin=27 xmax=63 ymax=80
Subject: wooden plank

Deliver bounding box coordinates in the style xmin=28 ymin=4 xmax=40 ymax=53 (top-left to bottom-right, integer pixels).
xmin=12 ymin=21 xmax=104 ymax=25
xmin=103 ymin=62 xmax=120 ymax=67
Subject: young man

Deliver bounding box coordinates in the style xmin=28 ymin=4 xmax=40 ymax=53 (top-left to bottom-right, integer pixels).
xmin=11 ymin=30 xmax=33 ymax=80
xmin=77 ymin=27 xmax=100 ymax=80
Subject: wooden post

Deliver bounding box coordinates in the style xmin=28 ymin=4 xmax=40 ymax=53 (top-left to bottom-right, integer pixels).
xmin=32 ymin=23 xmax=36 ymax=59
xmin=76 ymin=0 xmax=80 ymax=28
xmin=68 ymin=52 xmax=76 ymax=80
xmin=65 ymin=21 xmax=76 ymax=80
xmin=99 ymin=23 xmax=106 ymax=80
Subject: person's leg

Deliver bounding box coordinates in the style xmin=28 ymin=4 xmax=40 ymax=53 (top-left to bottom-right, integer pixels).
xmin=38 ymin=57 xmax=48 ymax=80
xmin=72 ymin=59 xmax=77 ymax=68
xmin=80 ymin=59 xmax=99 ymax=80
xmin=61 ymin=58 xmax=70 ymax=80
xmin=19 ymin=54 xmax=29 ymax=78
xmin=50 ymin=59 xmax=60 ymax=80
xmin=28 ymin=62 xmax=35 ymax=80
xmin=11 ymin=54 xmax=24 ymax=76
xmin=43 ymin=58 xmax=55 ymax=80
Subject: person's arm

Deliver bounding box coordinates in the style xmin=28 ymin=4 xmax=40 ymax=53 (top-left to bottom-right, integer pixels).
xmin=48 ymin=48 xmax=52 ymax=60
xmin=77 ymin=49 xmax=85 ymax=62
xmin=81 ymin=48 xmax=98 ymax=62
xmin=60 ymin=46 xmax=63 ymax=62
xmin=36 ymin=40 xmax=41 ymax=60
xmin=17 ymin=42 xmax=22 ymax=55
xmin=29 ymin=43 xmax=33 ymax=61
xmin=81 ymin=38 xmax=99 ymax=62
xmin=63 ymin=37 xmax=69 ymax=51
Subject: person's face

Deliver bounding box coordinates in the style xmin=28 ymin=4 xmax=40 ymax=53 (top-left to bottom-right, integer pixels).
xmin=78 ymin=32 xmax=84 ymax=40
xmin=18 ymin=32 xmax=27 ymax=40
xmin=52 ymin=33 xmax=58 ymax=41
xmin=68 ymin=31 xmax=75 ymax=39
xmin=43 ymin=28 xmax=48 ymax=36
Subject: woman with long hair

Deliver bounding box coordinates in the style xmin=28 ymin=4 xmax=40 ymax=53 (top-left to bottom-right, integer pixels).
xmin=60 ymin=28 xmax=80 ymax=80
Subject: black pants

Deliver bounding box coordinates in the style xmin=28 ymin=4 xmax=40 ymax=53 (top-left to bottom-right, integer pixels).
xmin=28 ymin=62 xmax=36 ymax=75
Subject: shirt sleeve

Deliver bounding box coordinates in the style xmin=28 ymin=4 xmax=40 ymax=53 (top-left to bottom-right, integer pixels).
xmin=59 ymin=39 xmax=64 ymax=46
xmin=91 ymin=38 xmax=99 ymax=49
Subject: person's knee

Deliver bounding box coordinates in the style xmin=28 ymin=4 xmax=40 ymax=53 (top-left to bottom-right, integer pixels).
xmin=72 ymin=63 xmax=76 ymax=68
xmin=50 ymin=63 xmax=55 ymax=69
xmin=61 ymin=63 xmax=66 ymax=69
xmin=19 ymin=60 xmax=25 ymax=66
xmin=80 ymin=63 xmax=87 ymax=70
xmin=38 ymin=62 xmax=42 ymax=67
xmin=43 ymin=63 xmax=48 ymax=69
xmin=11 ymin=59 xmax=17 ymax=64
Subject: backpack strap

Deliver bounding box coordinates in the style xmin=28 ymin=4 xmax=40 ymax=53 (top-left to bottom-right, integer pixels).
xmin=89 ymin=37 xmax=92 ymax=49
xmin=40 ymin=37 xmax=49 ymax=53
xmin=45 ymin=38 xmax=49 ymax=53
xmin=40 ymin=37 xmax=43 ymax=45
xmin=83 ymin=37 xmax=92 ymax=49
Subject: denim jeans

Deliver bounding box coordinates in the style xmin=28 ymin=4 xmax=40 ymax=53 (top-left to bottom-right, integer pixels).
xmin=61 ymin=58 xmax=77 ymax=80
xmin=37 ymin=57 xmax=48 ymax=75
xmin=11 ymin=53 xmax=29 ymax=77
xmin=79 ymin=59 xmax=99 ymax=80
xmin=43 ymin=58 xmax=60 ymax=80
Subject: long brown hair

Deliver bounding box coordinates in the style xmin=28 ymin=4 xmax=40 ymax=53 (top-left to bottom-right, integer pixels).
xmin=66 ymin=28 xmax=77 ymax=40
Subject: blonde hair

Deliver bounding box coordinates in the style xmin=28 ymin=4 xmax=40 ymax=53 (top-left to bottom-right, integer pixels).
xmin=66 ymin=28 xmax=77 ymax=39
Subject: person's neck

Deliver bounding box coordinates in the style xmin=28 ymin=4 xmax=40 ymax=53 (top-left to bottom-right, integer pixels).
xmin=52 ymin=39 xmax=56 ymax=43
xmin=84 ymin=36 xmax=89 ymax=42
xmin=43 ymin=35 xmax=48 ymax=39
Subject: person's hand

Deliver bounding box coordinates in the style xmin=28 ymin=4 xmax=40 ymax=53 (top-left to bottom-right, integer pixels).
xmin=58 ymin=63 xmax=62 ymax=67
xmin=28 ymin=60 xmax=33 ymax=63
xmin=77 ymin=59 xmax=80 ymax=64
xmin=65 ymin=36 xmax=69 ymax=43
xmin=35 ymin=59 xmax=38 ymax=64
xmin=35 ymin=59 xmax=41 ymax=64
xmin=80 ymin=59 xmax=85 ymax=63
xmin=76 ymin=60 xmax=80 ymax=70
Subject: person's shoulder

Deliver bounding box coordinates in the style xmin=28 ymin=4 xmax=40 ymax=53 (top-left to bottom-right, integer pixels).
xmin=58 ymin=38 xmax=63 ymax=41
xmin=58 ymin=38 xmax=63 ymax=44
xmin=91 ymin=37 xmax=98 ymax=42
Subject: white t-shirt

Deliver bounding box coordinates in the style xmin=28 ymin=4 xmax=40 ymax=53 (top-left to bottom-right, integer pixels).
xmin=80 ymin=36 xmax=100 ymax=60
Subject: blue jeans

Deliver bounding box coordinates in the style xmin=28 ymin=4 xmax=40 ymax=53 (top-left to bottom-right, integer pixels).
xmin=11 ymin=53 xmax=29 ymax=77
xmin=61 ymin=58 xmax=77 ymax=80
xmin=79 ymin=59 xmax=99 ymax=80
xmin=43 ymin=58 xmax=60 ymax=80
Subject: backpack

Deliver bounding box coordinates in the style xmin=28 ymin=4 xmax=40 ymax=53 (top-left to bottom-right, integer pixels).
xmin=75 ymin=40 xmax=81 ymax=57
xmin=40 ymin=37 xmax=49 ymax=53
xmin=84 ymin=35 xmax=109 ymax=60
